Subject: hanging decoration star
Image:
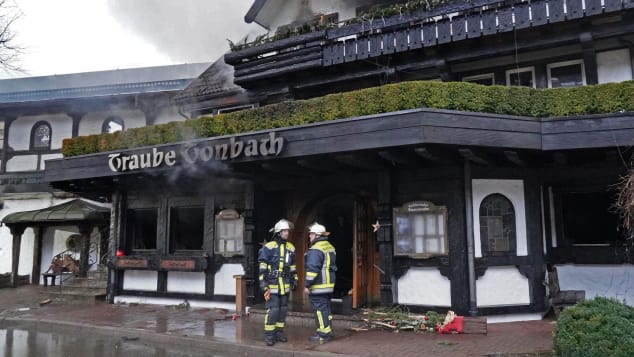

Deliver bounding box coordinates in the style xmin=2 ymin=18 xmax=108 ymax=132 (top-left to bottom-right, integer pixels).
xmin=372 ymin=220 xmax=381 ymax=232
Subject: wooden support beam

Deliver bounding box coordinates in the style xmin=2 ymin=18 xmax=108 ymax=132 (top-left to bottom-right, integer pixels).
xmin=296 ymin=158 xmax=340 ymax=173
xmin=79 ymin=224 xmax=92 ymax=278
xmin=10 ymin=225 xmax=25 ymax=288
xmin=261 ymin=161 xmax=311 ymax=176
xmin=413 ymin=147 xmax=454 ymax=163
xmin=553 ymin=152 xmax=567 ymax=165
xmin=458 ymin=148 xmax=490 ymax=165
xmin=31 ymin=227 xmax=44 ymax=285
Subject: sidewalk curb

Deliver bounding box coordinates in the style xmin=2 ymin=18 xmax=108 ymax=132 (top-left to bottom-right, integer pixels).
xmin=0 ymin=316 xmax=358 ymax=357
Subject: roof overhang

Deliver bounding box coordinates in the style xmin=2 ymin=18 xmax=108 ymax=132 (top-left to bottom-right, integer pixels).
xmin=1 ymin=198 xmax=110 ymax=228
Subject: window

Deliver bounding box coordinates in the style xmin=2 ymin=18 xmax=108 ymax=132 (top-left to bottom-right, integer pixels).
xmin=393 ymin=201 xmax=447 ymax=258
xmin=506 ymin=67 xmax=535 ymax=88
xmin=463 ymin=73 xmax=495 ymax=86
xmin=560 ymin=191 xmax=620 ymax=245
xmin=479 ymin=194 xmax=516 ymax=255
xmin=169 ymin=205 xmax=205 ymax=252
xmin=31 ymin=121 xmax=51 ymax=149
xmin=547 ymin=60 xmax=586 ymax=88
xmin=214 ymin=209 xmax=244 ymax=256
xmin=126 ymin=208 xmax=158 ymax=250
xmin=102 ymin=116 xmax=124 ymax=133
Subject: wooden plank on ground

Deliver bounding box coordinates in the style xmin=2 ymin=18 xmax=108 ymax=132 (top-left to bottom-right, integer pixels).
xmin=462 ymin=316 xmax=487 ymax=334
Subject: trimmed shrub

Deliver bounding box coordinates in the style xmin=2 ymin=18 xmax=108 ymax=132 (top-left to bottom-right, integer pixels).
xmin=61 ymin=80 xmax=634 ymax=157
xmin=553 ymin=297 xmax=634 ymax=357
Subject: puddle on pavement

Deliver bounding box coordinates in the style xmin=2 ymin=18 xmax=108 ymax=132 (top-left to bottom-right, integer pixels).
xmin=0 ymin=328 xmax=232 ymax=357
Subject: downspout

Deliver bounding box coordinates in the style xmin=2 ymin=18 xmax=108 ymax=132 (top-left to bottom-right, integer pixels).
xmin=177 ymin=104 xmax=190 ymax=120
xmin=464 ymin=159 xmax=478 ymax=315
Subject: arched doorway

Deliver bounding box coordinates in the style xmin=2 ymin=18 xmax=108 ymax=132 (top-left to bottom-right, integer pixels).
xmin=292 ymin=193 xmax=379 ymax=308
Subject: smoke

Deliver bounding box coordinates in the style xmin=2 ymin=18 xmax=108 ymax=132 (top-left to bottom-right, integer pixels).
xmin=106 ymin=0 xmax=264 ymax=64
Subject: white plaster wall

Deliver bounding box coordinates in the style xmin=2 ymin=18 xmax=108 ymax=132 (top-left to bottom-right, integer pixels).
xmin=41 ymin=154 xmax=64 ymax=170
xmin=123 ymin=270 xmax=158 ymax=291
xmin=78 ymin=110 xmax=146 ymax=136
xmin=597 ymin=48 xmax=633 ymax=84
xmin=9 ymin=114 xmax=72 ymax=150
xmin=0 ymin=195 xmax=71 ymax=277
xmin=472 ymin=179 xmax=528 ymax=257
xmin=476 ymin=266 xmax=530 ymax=307
xmin=6 ymin=155 xmax=38 ymax=172
xmin=396 ymin=267 xmax=451 ymax=306
xmin=167 ymin=271 xmax=206 ymax=294
xmin=213 ymin=264 xmax=245 ymax=296
xmin=556 ymin=264 xmax=634 ymax=306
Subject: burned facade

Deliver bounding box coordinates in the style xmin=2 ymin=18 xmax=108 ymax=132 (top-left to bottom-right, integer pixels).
xmin=39 ymin=0 xmax=634 ymax=318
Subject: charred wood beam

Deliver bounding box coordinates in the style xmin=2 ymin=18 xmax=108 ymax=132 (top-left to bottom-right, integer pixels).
xmin=335 ymin=154 xmax=386 ymax=171
xmin=233 ymin=46 xmax=321 ymax=71
xmin=292 ymin=67 xmax=396 ymax=90
xmin=234 ymin=59 xmax=322 ymax=84
xmin=224 ymin=31 xmax=325 ymax=65
xmin=458 ymin=148 xmax=490 ymax=165
xmin=580 ymin=32 xmax=598 ymax=85
xmin=234 ymin=52 xmax=323 ymax=78
xmin=378 ymin=150 xmax=421 ymax=167
xmin=504 ymin=150 xmax=525 ymax=166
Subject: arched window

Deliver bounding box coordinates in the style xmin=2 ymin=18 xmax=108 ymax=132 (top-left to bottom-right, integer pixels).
xmin=479 ymin=194 xmax=516 ymax=255
xmin=102 ymin=116 xmax=124 ymax=134
xmin=30 ymin=121 xmax=52 ymax=149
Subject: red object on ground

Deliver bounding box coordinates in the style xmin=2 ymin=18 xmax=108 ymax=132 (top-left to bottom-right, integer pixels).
xmin=437 ymin=316 xmax=464 ymax=334
xmin=116 ymin=249 xmax=125 ymax=257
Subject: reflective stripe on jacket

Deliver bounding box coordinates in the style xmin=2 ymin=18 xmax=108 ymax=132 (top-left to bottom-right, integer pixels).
xmin=304 ymin=236 xmax=337 ymax=294
xmin=258 ymin=236 xmax=297 ymax=295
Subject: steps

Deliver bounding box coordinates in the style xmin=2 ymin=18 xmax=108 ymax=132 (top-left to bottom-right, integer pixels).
xmin=42 ymin=269 xmax=107 ymax=304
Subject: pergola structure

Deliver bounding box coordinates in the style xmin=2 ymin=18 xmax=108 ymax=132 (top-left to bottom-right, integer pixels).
xmin=1 ymin=199 xmax=110 ymax=287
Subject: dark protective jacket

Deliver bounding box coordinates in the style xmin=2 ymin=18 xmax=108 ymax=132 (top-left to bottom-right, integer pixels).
xmin=304 ymin=236 xmax=337 ymax=294
xmin=258 ymin=234 xmax=297 ymax=295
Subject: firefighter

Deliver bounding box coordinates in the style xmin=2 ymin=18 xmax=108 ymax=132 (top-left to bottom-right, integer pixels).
xmin=258 ymin=218 xmax=298 ymax=346
xmin=304 ymin=222 xmax=337 ymax=344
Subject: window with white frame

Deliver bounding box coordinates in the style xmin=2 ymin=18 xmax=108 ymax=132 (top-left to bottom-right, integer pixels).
xmin=102 ymin=116 xmax=124 ymax=133
xmin=547 ymin=60 xmax=586 ymax=88
xmin=506 ymin=67 xmax=535 ymax=88
xmin=479 ymin=194 xmax=516 ymax=255
xmin=463 ymin=73 xmax=495 ymax=86
xmin=214 ymin=209 xmax=244 ymax=256
xmin=393 ymin=201 xmax=447 ymax=258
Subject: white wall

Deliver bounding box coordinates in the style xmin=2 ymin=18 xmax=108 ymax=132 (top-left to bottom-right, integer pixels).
xmin=167 ymin=271 xmax=206 ymax=294
xmin=213 ymin=263 xmax=245 ymax=296
xmin=6 ymin=155 xmax=38 ymax=172
xmin=597 ymin=48 xmax=633 ymax=84
xmin=78 ymin=110 xmax=146 ymax=136
xmin=123 ymin=270 xmax=158 ymax=291
xmin=396 ymin=267 xmax=451 ymax=306
xmin=556 ymin=264 xmax=634 ymax=306
xmin=472 ymin=179 xmax=528 ymax=257
xmin=476 ymin=266 xmax=530 ymax=307
xmin=153 ymin=107 xmax=185 ymax=125
xmin=9 ymin=114 xmax=72 ymax=150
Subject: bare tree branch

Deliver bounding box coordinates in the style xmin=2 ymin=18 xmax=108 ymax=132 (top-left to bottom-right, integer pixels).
xmin=0 ymin=0 xmax=23 ymax=72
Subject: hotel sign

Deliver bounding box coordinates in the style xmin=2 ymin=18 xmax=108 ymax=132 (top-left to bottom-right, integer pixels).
xmin=108 ymin=132 xmax=284 ymax=172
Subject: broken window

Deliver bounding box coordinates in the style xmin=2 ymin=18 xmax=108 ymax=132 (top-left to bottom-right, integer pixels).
xmin=127 ymin=208 xmax=158 ymax=250
xmin=169 ymin=205 xmax=205 ymax=252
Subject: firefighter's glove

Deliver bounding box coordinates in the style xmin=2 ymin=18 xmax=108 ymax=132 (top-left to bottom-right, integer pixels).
xmin=263 ymin=288 xmax=271 ymax=301
xmin=259 ymin=281 xmax=268 ymax=291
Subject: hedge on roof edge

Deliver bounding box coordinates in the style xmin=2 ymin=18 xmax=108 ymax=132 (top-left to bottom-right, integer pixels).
xmin=62 ymin=80 xmax=634 ymax=157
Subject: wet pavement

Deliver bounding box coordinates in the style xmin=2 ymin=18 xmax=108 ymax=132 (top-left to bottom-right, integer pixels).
xmin=0 ymin=285 xmax=555 ymax=356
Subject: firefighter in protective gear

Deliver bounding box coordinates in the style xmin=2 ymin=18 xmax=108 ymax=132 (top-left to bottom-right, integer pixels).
xmin=304 ymin=222 xmax=337 ymax=344
xmin=258 ymin=219 xmax=298 ymax=346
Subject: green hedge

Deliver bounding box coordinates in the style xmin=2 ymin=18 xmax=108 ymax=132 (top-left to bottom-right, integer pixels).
xmin=553 ymin=297 xmax=634 ymax=357
xmin=62 ymin=80 xmax=634 ymax=157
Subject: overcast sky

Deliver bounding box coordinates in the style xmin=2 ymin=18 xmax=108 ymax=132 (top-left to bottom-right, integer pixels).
xmin=2 ymin=0 xmax=263 ymax=78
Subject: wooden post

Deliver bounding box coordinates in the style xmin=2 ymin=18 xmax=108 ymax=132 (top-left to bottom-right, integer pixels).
xmin=234 ymin=274 xmax=246 ymax=315
xmin=463 ymin=159 xmax=478 ymax=316
xmin=78 ymin=224 xmax=92 ymax=278
xmin=31 ymin=227 xmax=44 ymax=285
xmin=10 ymin=225 xmax=26 ymax=288
xmin=377 ymin=171 xmax=394 ymax=305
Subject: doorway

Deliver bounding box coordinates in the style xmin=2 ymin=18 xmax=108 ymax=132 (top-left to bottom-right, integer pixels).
xmin=295 ymin=194 xmax=379 ymax=308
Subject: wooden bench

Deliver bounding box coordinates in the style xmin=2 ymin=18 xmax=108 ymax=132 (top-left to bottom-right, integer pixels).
xmin=42 ymin=273 xmax=57 ymax=287
xmin=548 ymin=266 xmax=585 ymax=317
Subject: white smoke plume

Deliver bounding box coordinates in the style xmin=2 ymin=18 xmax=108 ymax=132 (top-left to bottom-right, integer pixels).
xmin=106 ymin=0 xmax=264 ymax=64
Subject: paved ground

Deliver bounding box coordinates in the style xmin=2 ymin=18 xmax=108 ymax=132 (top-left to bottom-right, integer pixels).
xmin=0 ymin=285 xmax=555 ymax=356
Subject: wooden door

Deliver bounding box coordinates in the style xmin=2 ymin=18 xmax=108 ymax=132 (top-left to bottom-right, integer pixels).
xmin=353 ymin=200 xmax=369 ymax=308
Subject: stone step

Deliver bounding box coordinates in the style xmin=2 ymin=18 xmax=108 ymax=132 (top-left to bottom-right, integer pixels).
xmin=49 ymin=285 xmax=107 ymax=296
xmin=87 ymin=270 xmax=108 ymax=280
xmin=45 ymin=290 xmax=106 ymax=304
xmin=64 ymin=277 xmax=108 ymax=289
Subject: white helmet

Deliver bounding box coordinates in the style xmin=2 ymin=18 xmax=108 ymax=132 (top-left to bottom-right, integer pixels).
xmin=308 ymin=222 xmax=330 ymax=236
xmin=270 ymin=219 xmax=293 ymax=233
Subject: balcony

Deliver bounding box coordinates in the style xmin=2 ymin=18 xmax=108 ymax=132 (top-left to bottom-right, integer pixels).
xmin=225 ymin=0 xmax=634 ymax=90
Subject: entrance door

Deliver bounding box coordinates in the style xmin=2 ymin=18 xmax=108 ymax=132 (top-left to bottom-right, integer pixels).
xmin=353 ymin=199 xmax=379 ymax=308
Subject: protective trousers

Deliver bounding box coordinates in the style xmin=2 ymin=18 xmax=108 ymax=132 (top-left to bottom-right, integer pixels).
xmin=264 ymin=294 xmax=288 ymax=339
xmin=309 ymin=294 xmax=333 ymax=337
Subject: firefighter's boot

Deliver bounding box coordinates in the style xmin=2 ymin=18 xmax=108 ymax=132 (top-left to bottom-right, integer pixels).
xmin=264 ymin=334 xmax=275 ymax=346
xmin=275 ymin=330 xmax=288 ymax=343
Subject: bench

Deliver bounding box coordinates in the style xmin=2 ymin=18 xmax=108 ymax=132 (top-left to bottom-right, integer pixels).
xmin=42 ymin=273 xmax=57 ymax=287
xmin=548 ymin=266 xmax=585 ymax=317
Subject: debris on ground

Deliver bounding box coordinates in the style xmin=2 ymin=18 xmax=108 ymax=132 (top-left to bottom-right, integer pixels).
xmin=354 ymin=307 xmax=487 ymax=334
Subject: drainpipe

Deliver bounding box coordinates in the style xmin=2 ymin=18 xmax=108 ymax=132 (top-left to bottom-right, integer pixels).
xmin=464 ymin=159 xmax=478 ymax=316
xmin=177 ymin=104 xmax=190 ymax=120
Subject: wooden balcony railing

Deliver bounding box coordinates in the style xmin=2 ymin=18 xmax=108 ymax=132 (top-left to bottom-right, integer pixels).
xmin=225 ymin=0 xmax=633 ymax=86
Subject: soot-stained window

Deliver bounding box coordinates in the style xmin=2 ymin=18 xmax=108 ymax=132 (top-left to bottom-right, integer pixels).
xmin=169 ymin=205 xmax=205 ymax=252
xmin=127 ymin=208 xmax=158 ymax=250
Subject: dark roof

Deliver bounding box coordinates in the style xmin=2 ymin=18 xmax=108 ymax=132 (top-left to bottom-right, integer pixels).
xmin=2 ymin=199 xmax=110 ymax=227
xmin=173 ymin=57 xmax=244 ymax=104
xmin=245 ymin=0 xmax=268 ymax=23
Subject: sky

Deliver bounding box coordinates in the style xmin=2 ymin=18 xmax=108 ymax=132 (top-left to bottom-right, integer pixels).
xmin=2 ymin=0 xmax=263 ymax=78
